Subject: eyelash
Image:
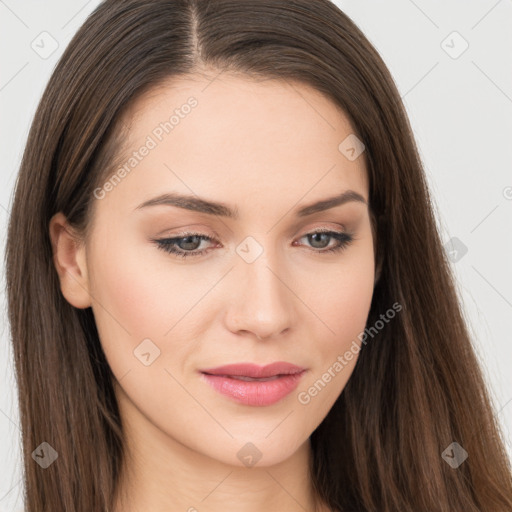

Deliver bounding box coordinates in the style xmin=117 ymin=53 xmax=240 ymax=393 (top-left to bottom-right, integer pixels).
xmin=153 ymin=228 xmax=355 ymax=259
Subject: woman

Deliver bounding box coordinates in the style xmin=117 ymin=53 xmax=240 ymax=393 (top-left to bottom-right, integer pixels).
xmin=5 ymin=0 xmax=512 ymax=511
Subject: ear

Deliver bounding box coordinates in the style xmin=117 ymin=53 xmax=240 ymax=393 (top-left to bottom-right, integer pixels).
xmin=49 ymin=212 xmax=92 ymax=309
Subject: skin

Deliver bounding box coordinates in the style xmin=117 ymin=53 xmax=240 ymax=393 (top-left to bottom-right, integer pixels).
xmin=50 ymin=72 xmax=376 ymax=512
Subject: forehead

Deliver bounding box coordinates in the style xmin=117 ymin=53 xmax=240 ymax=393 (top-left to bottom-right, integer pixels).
xmin=97 ymin=72 xmax=368 ymax=217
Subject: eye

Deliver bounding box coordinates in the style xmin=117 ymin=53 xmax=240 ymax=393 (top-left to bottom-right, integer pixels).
xmin=152 ymin=228 xmax=354 ymax=259
xmin=153 ymin=232 xmax=216 ymax=259
xmin=295 ymin=229 xmax=354 ymax=254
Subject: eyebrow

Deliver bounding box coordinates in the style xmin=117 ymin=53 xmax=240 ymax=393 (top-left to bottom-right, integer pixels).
xmin=134 ymin=190 xmax=367 ymax=219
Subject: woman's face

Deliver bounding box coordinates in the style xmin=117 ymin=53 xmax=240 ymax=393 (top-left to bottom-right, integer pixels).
xmin=56 ymin=73 xmax=375 ymax=467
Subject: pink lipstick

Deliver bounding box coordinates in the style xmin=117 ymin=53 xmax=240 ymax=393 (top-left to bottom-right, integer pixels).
xmin=199 ymin=362 xmax=306 ymax=406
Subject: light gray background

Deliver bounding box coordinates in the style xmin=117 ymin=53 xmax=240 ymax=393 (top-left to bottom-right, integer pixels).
xmin=1 ymin=1 xmax=511 ymax=510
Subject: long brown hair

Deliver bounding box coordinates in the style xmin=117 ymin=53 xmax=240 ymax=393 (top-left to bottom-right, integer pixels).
xmin=5 ymin=0 xmax=512 ymax=510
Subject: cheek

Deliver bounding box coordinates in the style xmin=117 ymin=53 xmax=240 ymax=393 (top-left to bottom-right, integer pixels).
xmin=294 ymin=239 xmax=374 ymax=408
xmin=306 ymin=279 xmax=372 ymax=378
xmin=303 ymin=244 xmax=375 ymax=349
xmin=87 ymin=230 xmax=226 ymax=385
xmin=89 ymin=229 xmax=206 ymax=334
xmin=86 ymin=234 xmax=184 ymax=372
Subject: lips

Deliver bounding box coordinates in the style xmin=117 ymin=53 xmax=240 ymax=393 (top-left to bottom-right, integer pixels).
xmin=200 ymin=362 xmax=305 ymax=379
xmin=199 ymin=362 xmax=306 ymax=406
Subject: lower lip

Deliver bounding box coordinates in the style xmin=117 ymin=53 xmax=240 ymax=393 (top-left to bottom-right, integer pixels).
xmin=200 ymin=371 xmax=306 ymax=406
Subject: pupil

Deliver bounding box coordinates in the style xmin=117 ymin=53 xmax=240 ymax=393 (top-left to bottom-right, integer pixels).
xmin=180 ymin=235 xmax=201 ymax=250
xmin=310 ymin=233 xmax=329 ymax=249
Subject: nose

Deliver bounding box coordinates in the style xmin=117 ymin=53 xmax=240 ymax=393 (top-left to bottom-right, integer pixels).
xmin=224 ymin=249 xmax=296 ymax=340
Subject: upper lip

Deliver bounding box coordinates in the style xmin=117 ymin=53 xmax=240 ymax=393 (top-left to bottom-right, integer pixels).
xmin=200 ymin=362 xmax=305 ymax=378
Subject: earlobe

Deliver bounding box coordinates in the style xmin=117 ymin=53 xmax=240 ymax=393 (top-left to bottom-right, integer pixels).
xmin=49 ymin=212 xmax=92 ymax=309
